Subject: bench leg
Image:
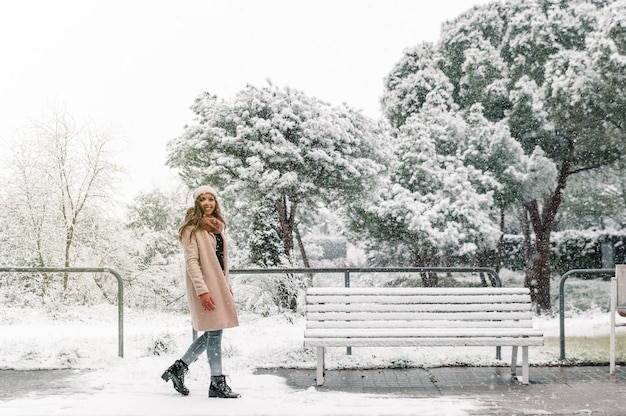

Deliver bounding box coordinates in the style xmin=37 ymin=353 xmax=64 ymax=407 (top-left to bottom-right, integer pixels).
xmin=521 ymin=346 xmax=529 ymax=385
xmin=316 ymin=347 xmax=325 ymax=386
xmin=510 ymin=346 xmax=518 ymax=376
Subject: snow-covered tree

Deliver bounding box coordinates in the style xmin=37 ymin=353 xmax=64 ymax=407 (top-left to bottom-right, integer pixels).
xmin=558 ymin=161 xmax=626 ymax=230
xmin=348 ymin=94 xmax=502 ymax=285
xmin=228 ymin=198 xmax=285 ymax=267
xmin=126 ymin=188 xmax=185 ymax=267
xmin=0 ymin=110 xmax=125 ymax=302
xmin=167 ymin=83 xmax=388 ymax=306
xmin=382 ymin=0 xmax=626 ymax=310
xmin=168 ymin=83 xmax=387 ymax=261
xmin=122 ymin=187 xmax=191 ymax=311
xmin=381 ymin=42 xmax=456 ymax=129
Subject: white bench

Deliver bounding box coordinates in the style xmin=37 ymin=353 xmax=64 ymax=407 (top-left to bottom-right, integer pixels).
xmin=304 ymin=287 xmax=543 ymax=385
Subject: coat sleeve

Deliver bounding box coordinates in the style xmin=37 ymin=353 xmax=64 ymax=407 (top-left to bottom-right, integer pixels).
xmin=182 ymin=227 xmax=210 ymax=296
xmin=221 ymin=232 xmax=233 ymax=291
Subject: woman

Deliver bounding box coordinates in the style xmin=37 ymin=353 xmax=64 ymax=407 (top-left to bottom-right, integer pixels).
xmin=161 ymin=185 xmax=240 ymax=398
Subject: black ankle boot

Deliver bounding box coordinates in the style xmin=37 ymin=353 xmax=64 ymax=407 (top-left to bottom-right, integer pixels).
xmin=209 ymin=375 xmax=240 ymax=398
xmin=161 ymin=359 xmax=189 ymax=396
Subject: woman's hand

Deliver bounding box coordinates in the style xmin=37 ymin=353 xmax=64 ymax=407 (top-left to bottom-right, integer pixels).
xmin=200 ymin=292 xmax=216 ymax=311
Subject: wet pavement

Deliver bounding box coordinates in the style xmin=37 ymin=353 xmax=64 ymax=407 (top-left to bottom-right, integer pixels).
xmin=1 ymin=366 xmax=625 ymax=415
xmin=255 ymin=365 xmax=626 ymax=415
xmin=0 ymin=369 xmax=81 ymax=400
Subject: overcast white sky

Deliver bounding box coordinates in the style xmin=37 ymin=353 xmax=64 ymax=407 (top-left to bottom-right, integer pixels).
xmin=0 ymin=0 xmax=492 ymax=202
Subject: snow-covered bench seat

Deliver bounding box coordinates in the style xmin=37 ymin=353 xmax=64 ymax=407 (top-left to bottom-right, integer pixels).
xmin=304 ymin=287 xmax=543 ymax=385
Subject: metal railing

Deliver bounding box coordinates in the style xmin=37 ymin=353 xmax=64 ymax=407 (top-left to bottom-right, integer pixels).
xmin=2 ymin=266 xmax=500 ymax=359
xmin=230 ymin=266 xmax=502 ymax=287
xmin=0 ymin=267 xmax=124 ymax=357
xmin=6 ymin=265 xmax=618 ymax=363
xmin=558 ymin=268 xmax=614 ymax=360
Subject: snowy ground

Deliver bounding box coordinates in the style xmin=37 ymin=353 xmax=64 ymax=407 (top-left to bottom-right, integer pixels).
xmin=0 ymin=307 xmax=484 ymax=415
xmin=1 ymin=301 xmax=625 ymax=416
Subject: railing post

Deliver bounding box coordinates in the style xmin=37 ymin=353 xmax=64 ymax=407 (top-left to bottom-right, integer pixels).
xmin=0 ymin=267 xmax=124 ymax=358
xmin=345 ymin=270 xmax=351 ymax=355
xmin=611 ymin=274 xmax=617 ymax=375
xmin=106 ymin=267 xmax=125 ymax=358
xmin=610 ymin=265 xmax=626 ymax=374
xmin=559 ymin=268 xmax=614 ymax=360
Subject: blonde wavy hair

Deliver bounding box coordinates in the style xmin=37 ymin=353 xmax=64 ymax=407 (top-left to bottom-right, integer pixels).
xmin=177 ymin=198 xmax=226 ymax=241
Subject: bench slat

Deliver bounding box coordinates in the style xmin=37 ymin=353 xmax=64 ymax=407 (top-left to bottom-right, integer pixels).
xmin=306 ymin=320 xmax=534 ymax=329
xmin=307 ymin=294 xmax=532 ymax=304
xmin=306 ymin=302 xmax=532 ymax=313
xmin=304 ymin=337 xmax=544 ymax=347
xmin=305 ymin=328 xmax=543 ymax=338
xmin=306 ymin=287 xmax=530 ymax=296
xmin=306 ymin=311 xmax=533 ymax=321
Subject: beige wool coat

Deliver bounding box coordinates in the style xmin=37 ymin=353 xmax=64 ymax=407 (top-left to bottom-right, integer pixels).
xmin=182 ymin=226 xmax=239 ymax=332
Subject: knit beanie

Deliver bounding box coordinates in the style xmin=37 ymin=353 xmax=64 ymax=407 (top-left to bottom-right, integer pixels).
xmin=192 ymin=185 xmax=218 ymax=201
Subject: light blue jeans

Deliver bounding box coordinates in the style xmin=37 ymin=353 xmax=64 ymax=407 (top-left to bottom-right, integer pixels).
xmin=180 ymin=329 xmax=223 ymax=376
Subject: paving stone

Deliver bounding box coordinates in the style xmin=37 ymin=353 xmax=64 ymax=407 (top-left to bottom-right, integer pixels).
xmin=255 ymin=365 xmax=626 ymax=415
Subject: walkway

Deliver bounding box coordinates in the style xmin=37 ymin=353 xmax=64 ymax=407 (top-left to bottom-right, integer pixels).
xmin=2 ymin=366 xmax=625 ymax=415
xmin=256 ymin=365 xmax=626 ymax=415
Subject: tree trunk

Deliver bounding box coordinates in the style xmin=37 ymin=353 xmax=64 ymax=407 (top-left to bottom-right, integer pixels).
xmin=524 ymin=161 xmax=570 ymax=312
xmin=295 ymin=225 xmax=310 ymax=269
xmin=63 ymin=226 xmax=73 ymax=294
xmin=496 ymin=206 xmax=505 ymax=273
xmin=520 ymin=206 xmax=532 ymax=271
xmin=295 ymin=225 xmax=313 ymax=291
xmin=526 ymin=225 xmax=552 ymax=310
xmin=35 ymin=236 xmax=49 ymax=300
xmin=415 ymin=250 xmax=438 ymax=287
xmin=275 ymin=194 xmax=299 ymax=310
xmin=477 ymin=247 xmax=496 ymax=287
xmin=275 ymin=195 xmax=297 ymax=257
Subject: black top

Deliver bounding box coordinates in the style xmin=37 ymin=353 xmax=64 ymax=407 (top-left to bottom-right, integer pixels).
xmin=214 ymin=233 xmax=224 ymax=271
